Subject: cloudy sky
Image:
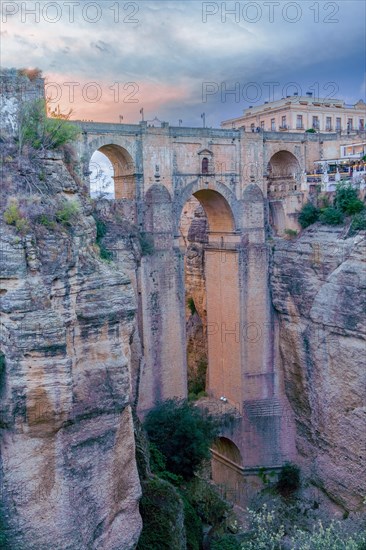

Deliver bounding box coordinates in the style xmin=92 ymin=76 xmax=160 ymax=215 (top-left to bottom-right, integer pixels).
xmin=2 ymin=0 xmax=365 ymax=127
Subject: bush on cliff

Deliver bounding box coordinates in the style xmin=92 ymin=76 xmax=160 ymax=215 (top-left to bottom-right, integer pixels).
xmin=143 ymin=398 xmax=218 ymax=480
xmin=334 ymin=183 xmax=365 ymax=215
xmin=298 ymin=203 xmax=320 ymax=228
xmin=18 ymin=99 xmax=79 ymax=152
xmin=319 ymin=207 xmax=344 ymax=225
xmin=137 ymin=478 xmax=186 ymax=550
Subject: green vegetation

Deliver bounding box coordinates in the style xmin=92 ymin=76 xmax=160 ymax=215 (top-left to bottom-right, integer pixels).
xmin=94 ymin=217 xmax=113 ymax=261
xmin=305 ymin=128 xmax=316 ymax=133
xmin=188 ymin=360 xmax=207 ymax=399
xmin=298 ymin=202 xmax=320 ymax=228
xmin=319 ymin=206 xmax=344 ymax=225
xmin=3 ymin=200 xmax=30 ymax=234
xmin=284 ymin=228 xmax=298 ymax=239
xmin=290 ymin=520 xmax=366 ymax=550
xmin=143 ymin=398 xmax=218 ymax=480
xmin=298 ymin=184 xmax=365 ymax=230
xmin=238 ymin=505 xmax=366 ymax=550
xmin=334 ymin=183 xmax=364 ymax=215
xmin=181 ymin=476 xmax=229 ymax=526
xmin=139 ymin=231 xmax=155 ymax=256
xmin=351 ymin=210 xmax=366 ymax=233
xmin=137 ymin=478 xmax=184 ymax=550
xmin=187 ymin=296 xmax=197 ymax=315
xmin=55 ymin=200 xmax=79 ymax=226
xmin=18 ymin=99 xmax=79 ymax=153
xmin=211 ymin=534 xmax=241 ymax=550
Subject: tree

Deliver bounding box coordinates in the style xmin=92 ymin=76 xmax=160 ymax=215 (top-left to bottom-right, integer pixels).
xmin=143 ymin=398 xmax=218 ymax=480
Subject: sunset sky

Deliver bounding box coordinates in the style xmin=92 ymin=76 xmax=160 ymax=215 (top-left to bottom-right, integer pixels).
xmin=2 ymin=0 xmax=365 ymax=127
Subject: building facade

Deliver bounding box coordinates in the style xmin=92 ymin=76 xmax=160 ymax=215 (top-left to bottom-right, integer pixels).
xmin=222 ymin=95 xmax=366 ymax=134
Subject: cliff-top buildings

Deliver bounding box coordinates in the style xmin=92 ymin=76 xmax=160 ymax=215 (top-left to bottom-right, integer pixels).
xmin=221 ymin=94 xmax=366 ymax=134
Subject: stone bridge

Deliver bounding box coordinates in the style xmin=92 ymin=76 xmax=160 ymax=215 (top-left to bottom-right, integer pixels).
xmin=76 ymin=121 xmax=328 ymax=503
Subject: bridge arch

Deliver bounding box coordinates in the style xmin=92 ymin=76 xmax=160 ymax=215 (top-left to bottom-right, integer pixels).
xmin=88 ymin=138 xmax=136 ymax=200
xmin=267 ymin=150 xmax=301 ymax=200
xmin=211 ymin=437 xmax=244 ymax=504
xmin=174 ymin=180 xmax=240 ymax=235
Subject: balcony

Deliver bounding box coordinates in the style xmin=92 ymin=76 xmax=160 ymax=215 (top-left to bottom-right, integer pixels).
xmin=279 ymin=125 xmax=289 ymax=131
xmin=296 ymin=125 xmax=304 ymax=130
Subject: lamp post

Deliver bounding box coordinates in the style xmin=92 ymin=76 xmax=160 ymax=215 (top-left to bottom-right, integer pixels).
xmin=201 ymin=112 xmax=206 ymax=128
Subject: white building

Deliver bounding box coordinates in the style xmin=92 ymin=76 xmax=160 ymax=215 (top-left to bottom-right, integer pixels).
xmin=222 ymin=95 xmax=366 ymax=134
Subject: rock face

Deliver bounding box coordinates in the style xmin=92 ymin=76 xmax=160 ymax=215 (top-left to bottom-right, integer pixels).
xmin=270 ymin=225 xmax=366 ymax=512
xmin=0 ymin=157 xmax=142 ymax=548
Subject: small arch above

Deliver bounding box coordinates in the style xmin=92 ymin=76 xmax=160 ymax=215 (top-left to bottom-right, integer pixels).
xmin=268 ymin=150 xmax=300 ymax=178
xmin=212 ymin=437 xmax=243 ymax=466
xmin=92 ymin=143 xmax=135 ymax=200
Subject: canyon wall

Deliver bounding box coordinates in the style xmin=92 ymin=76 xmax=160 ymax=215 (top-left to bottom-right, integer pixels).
xmin=0 ymin=152 xmax=142 ymax=548
xmin=271 ymin=226 xmax=366 ymax=511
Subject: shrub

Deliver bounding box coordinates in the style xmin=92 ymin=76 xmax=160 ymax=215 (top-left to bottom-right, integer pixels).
xmin=334 ymin=183 xmax=364 ymax=214
xmin=241 ymin=505 xmax=285 ymax=549
xmin=36 ymin=213 xmax=56 ymax=229
xmin=183 ymin=477 xmax=230 ymax=526
xmin=137 ymin=478 xmax=185 ymax=550
xmin=94 ymin=217 xmax=112 ymax=261
xmin=290 ymin=519 xmax=366 ymax=549
xmin=139 ymin=232 xmax=154 ymax=256
xmin=187 ymin=297 xmax=197 ymax=315
xmin=319 ymin=207 xmax=344 ymax=225
xmin=284 ymin=228 xmax=298 ymax=239
xmin=211 ymin=534 xmax=241 ymax=550
xmin=149 ymin=443 xmax=183 ymax=485
xmin=298 ymin=203 xmax=320 ymax=228
xmin=144 ymin=398 xmax=218 ymax=480
xmin=351 ymin=210 xmax=366 ymax=233
xmin=3 ymin=200 xmax=30 ymax=234
xmin=306 ymin=128 xmax=316 ymax=133
xmin=276 ymin=462 xmax=301 ymax=496
xmin=188 ymin=360 xmax=207 ymax=397
xmin=180 ymin=493 xmax=202 ymax=550
xmin=55 ymin=200 xmax=79 ymax=225
xmin=18 ymin=99 xmax=79 ymax=152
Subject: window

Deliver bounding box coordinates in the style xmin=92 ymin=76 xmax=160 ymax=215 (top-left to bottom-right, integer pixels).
xmin=296 ymin=114 xmax=303 ymax=129
xmin=281 ymin=115 xmax=287 ymax=128
xmin=359 ymin=119 xmax=364 ymax=130
xmin=260 ymin=121 xmax=265 ymax=130
xmin=271 ymin=118 xmax=276 ymax=131
xmin=347 ymin=118 xmax=353 ymax=131
xmin=202 ymin=157 xmax=209 ymax=174
xmin=326 ymin=116 xmax=332 ymax=131
xmin=336 ymin=117 xmax=341 ymax=130
xmin=312 ymin=116 xmax=319 ymax=129
xmin=250 ymin=123 xmax=255 ymax=132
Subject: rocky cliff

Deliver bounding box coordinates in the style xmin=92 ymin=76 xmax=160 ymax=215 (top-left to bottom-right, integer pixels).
xmin=270 ymin=225 xmax=366 ymax=512
xmin=0 ymin=150 xmax=142 ymax=548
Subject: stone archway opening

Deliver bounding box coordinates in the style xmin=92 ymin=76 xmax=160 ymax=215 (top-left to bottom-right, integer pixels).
xmin=267 ymin=150 xmax=300 ymax=199
xmin=211 ymin=437 xmax=244 ymax=505
xmin=179 ymin=188 xmax=241 ymax=405
xmin=89 ymin=150 xmax=115 ymax=199
xmin=89 ymin=144 xmax=135 ymax=200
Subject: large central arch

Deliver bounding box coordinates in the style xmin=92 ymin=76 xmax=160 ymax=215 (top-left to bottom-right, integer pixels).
xmin=177 ymin=184 xmax=242 ymax=406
